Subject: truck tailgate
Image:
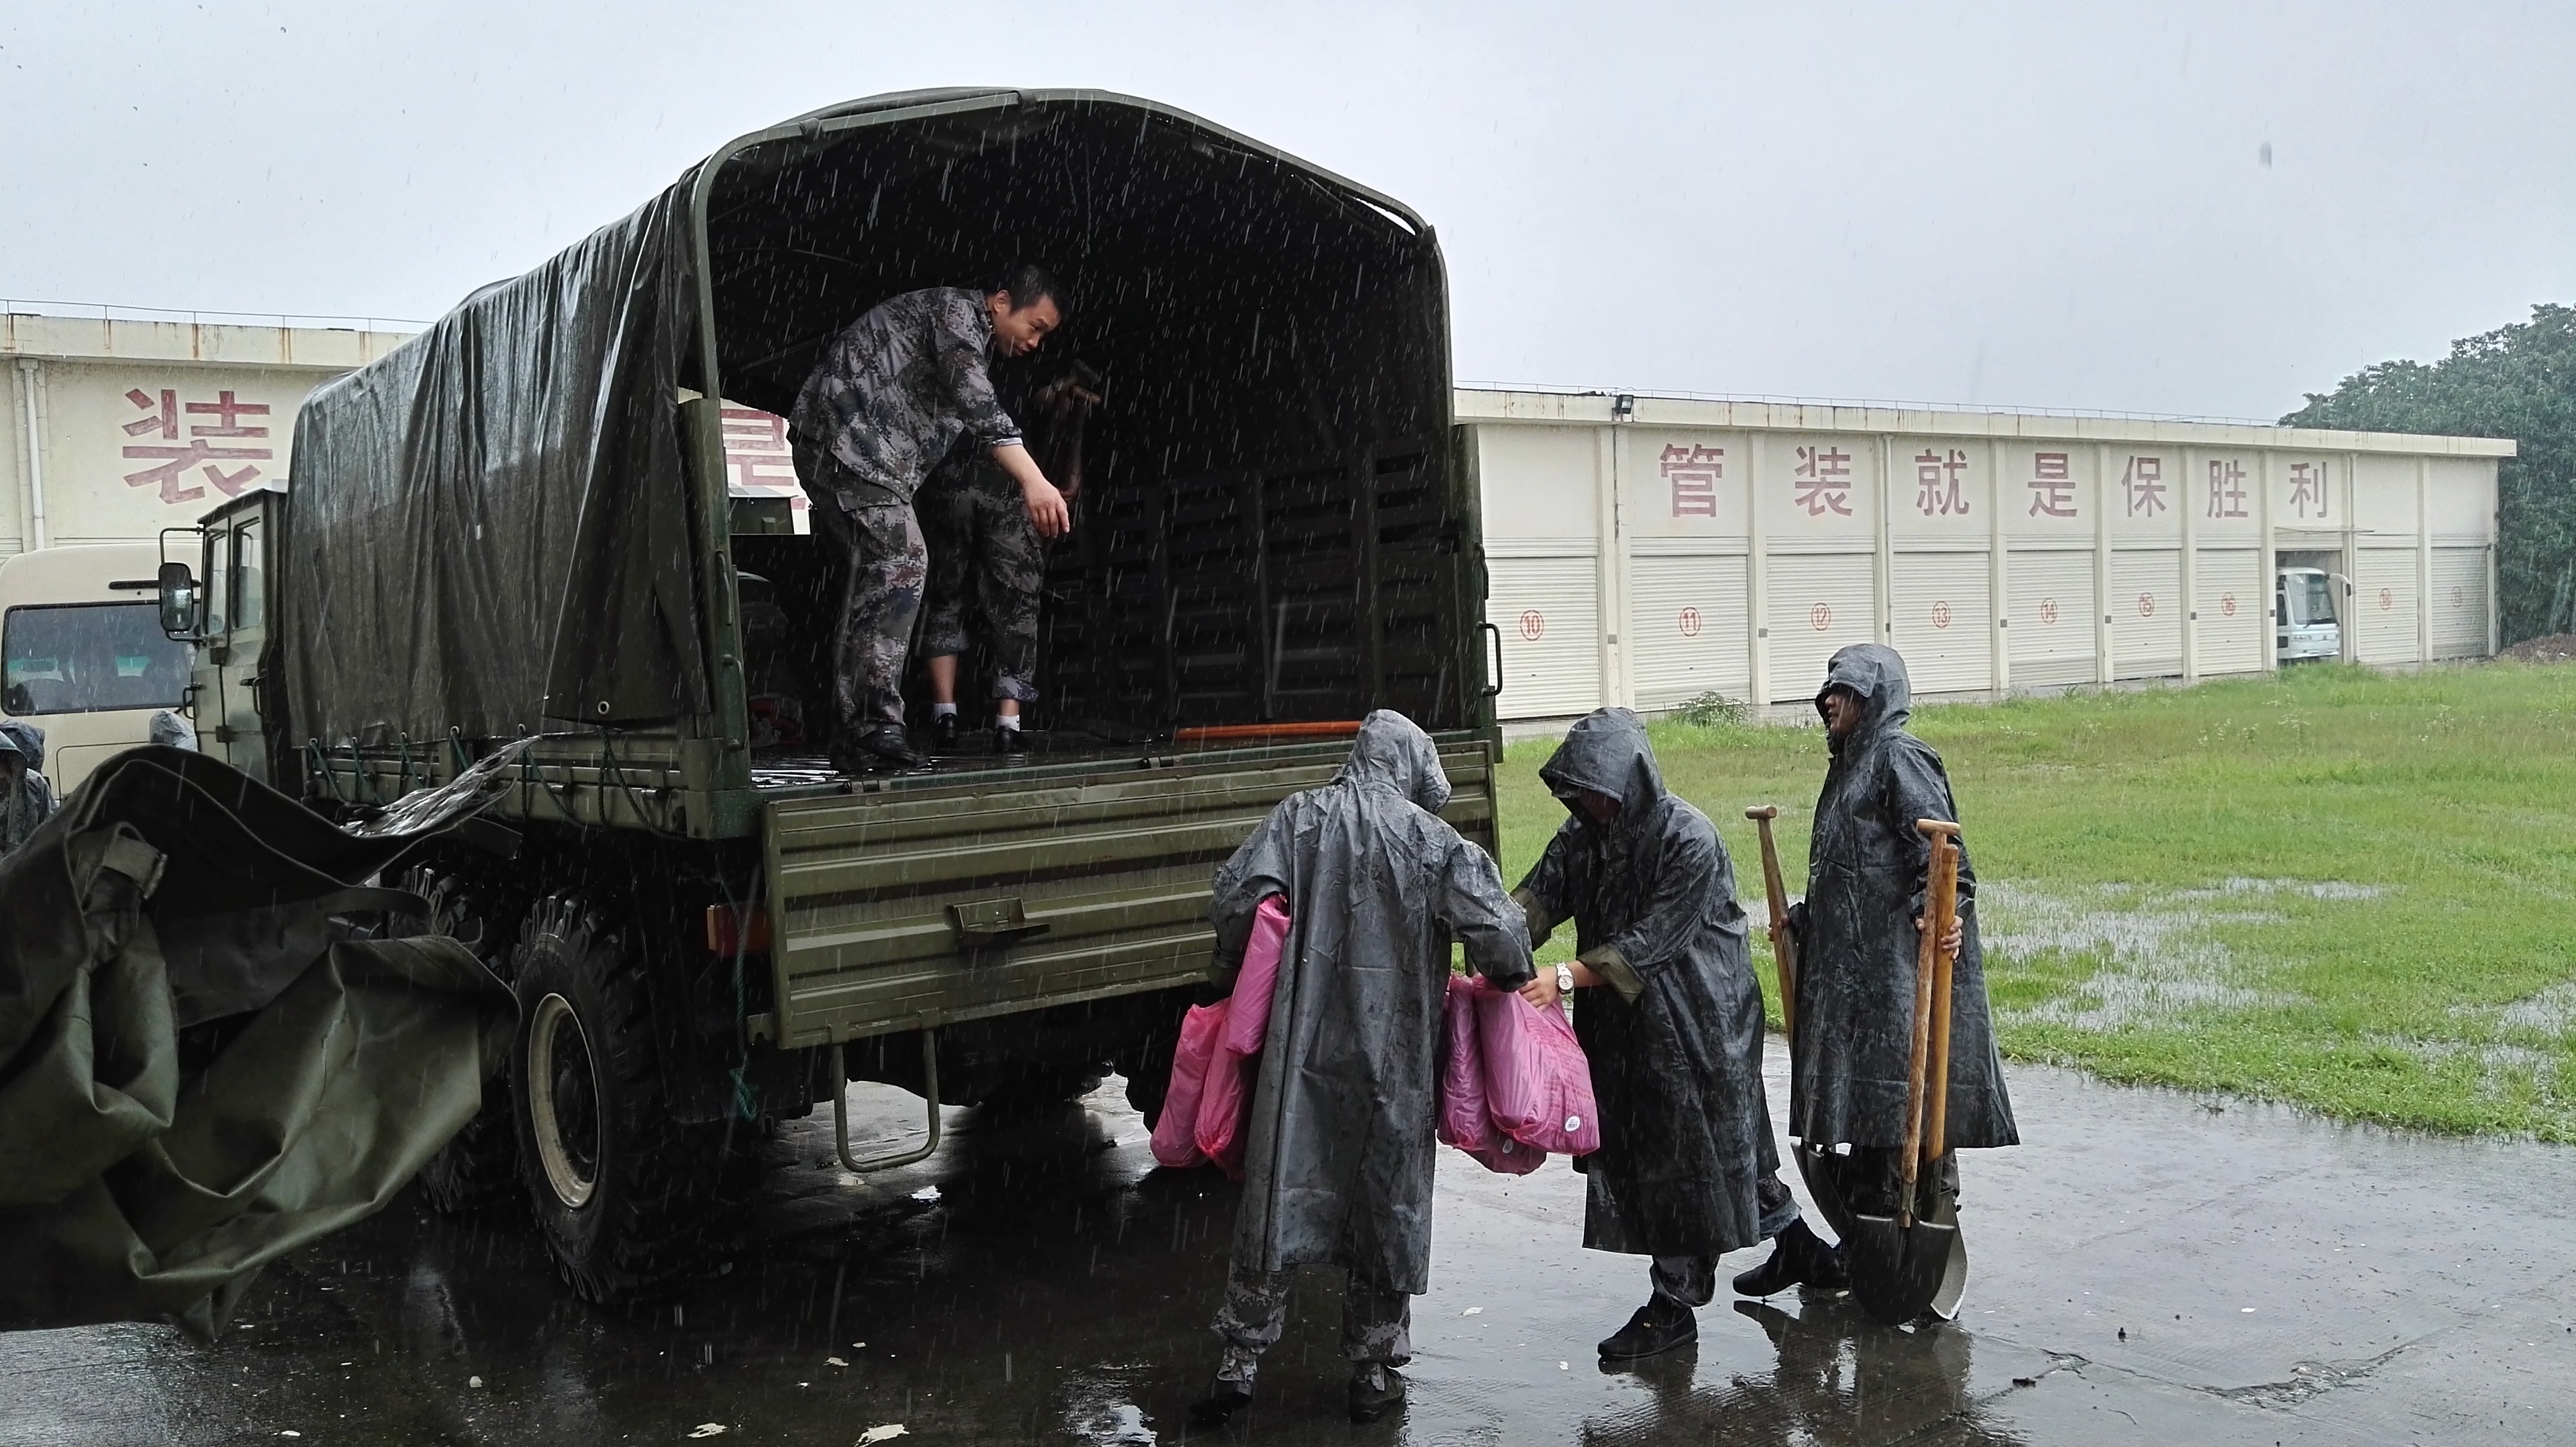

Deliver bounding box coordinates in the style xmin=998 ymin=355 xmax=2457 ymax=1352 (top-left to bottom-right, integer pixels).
xmin=757 ymin=736 xmax=1499 ymax=1050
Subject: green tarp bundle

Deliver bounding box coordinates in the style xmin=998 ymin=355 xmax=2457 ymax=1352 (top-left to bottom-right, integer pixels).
xmin=0 ymin=746 xmax=513 ymax=1336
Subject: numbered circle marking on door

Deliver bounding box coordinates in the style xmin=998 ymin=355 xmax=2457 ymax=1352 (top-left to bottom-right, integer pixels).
xmin=1809 ymin=603 xmax=1833 ymax=631
xmin=2138 ymin=593 xmax=2156 ymax=619
xmin=2037 ymin=598 xmax=2060 ymax=626
xmin=1931 ymin=601 xmax=1952 ymax=630
xmin=1518 ymin=610 xmax=1546 ymax=641
xmin=1677 ymin=607 xmax=1702 ymax=637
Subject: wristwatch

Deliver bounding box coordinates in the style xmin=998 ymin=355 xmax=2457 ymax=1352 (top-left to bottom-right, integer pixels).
xmin=1555 ymin=963 xmax=1575 ymax=996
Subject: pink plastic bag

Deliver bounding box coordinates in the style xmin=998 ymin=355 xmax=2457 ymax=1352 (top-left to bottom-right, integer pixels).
xmin=1219 ymin=894 xmax=1292 ymax=1056
xmin=1475 ymin=985 xmax=1601 ymax=1157
xmin=1438 ymin=976 xmax=1545 ymax=1176
xmin=1151 ymin=1002 xmax=1229 ymax=1169
xmin=1194 ymin=894 xmax=1295 ymax=1178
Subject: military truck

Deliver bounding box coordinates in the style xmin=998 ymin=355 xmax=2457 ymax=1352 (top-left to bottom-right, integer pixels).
xmin=154 ymin=89 xmax=1506 ymax=1302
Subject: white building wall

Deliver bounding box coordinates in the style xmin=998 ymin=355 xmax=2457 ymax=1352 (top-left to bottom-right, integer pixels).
xmin=1463 ymin=390 xmax=2511 ymax=720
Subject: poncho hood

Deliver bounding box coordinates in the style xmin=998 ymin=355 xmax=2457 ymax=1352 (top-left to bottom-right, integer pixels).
xmin=1334 ymin=709 xmax=1453 ymax=813
xmin=1817 ymin=644 xmax=1912 ymax=756
xmin=0 ymin=722 xmax=41 ymax=772
xmin=1539 ymin=708 xmax=1667 ymax=820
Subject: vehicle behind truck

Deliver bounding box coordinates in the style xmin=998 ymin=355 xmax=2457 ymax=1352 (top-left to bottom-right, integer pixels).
xmin=1 ymin=541 xmax=192 ymax=795
xmin=2275 ymin=566 xmax=2342 ymax=663
xmin=156 ymin=89 xmax=1504 ymax=1303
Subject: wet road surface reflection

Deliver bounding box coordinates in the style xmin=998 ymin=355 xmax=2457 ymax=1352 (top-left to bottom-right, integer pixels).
xmin=4 ymin=1038 xmax=2571 ymax=1444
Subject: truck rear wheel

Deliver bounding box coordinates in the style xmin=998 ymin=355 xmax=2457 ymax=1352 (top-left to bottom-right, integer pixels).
xmin=510 ymin=894 xmax=751 ymax=1303
xmin=396 ymin=867 xmax=524 ymax=1215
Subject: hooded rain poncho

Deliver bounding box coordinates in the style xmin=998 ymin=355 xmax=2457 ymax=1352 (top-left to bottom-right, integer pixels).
xmin=1210 ymin=710 xmax=1533 ymax=1295
xmin=1515 ymin=708 xmax=1783 ymax=1257
xmin=1789 ymin=644 xmax=2016 ymax=1151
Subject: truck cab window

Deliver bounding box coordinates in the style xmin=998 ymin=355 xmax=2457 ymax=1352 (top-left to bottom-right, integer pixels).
xmin=232 ymin=518 xmax=264 ymax=632
xmin=203 ymin=525 xmax=230 ymax=636
xmin=2 ymin=603 xmax=192 ymax=715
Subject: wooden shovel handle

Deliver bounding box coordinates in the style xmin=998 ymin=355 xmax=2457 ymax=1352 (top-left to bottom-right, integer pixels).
xmin=1917 ymin=820 xmax=1963 ymax=1190
xmin=1746 ymin=806 xmax=1795 ymax=1037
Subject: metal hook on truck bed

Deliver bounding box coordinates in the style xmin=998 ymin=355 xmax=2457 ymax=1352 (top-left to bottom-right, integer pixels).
xmin=830 ymin=1013 xmax=944 ymax=1176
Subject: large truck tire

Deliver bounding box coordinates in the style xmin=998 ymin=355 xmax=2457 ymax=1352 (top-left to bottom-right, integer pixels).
xmin=510 ymin=894 xmax=753 ymax=1303
xmin=396 ymin=867 xmax=524 ymax=1215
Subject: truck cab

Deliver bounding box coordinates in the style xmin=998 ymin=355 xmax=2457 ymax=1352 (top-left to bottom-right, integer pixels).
xmin=0 ymin=541 xmax=193 ymax=794
xmin=2275 ymin=566 xmax=2341 ymax=664
xmin=162 ymin=487 xmax=278 ymax=784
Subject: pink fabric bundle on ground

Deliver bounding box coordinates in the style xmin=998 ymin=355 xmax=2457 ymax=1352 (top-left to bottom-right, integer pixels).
xmin=1473 ymin=982 xmax=1602 ymax=1156
xmin=1151 ymin=1002 xmax=1229 ymax=1169
xmin=1438 ymin=976 xmax=1545 ymax=1176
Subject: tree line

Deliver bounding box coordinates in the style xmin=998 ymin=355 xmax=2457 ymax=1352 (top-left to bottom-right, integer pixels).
xmin=2281 ymin=304 xmax=2574 ymax=645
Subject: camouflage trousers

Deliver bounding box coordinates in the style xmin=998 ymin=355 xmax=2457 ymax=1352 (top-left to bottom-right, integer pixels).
xmin=917 ymin=464 xmax=1043 ymax=704
xmin=1211 ymin=1261 xmax=1412 ymax=1384
xmin=811 ymin=496 xmax=928 ymax=733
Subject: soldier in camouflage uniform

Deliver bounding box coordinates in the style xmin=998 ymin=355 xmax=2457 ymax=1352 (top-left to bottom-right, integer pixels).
xmin=788 ymin=263 xmax=1072 ymax=769
xmin=919 ymin=367 xmax=1099 ymax=752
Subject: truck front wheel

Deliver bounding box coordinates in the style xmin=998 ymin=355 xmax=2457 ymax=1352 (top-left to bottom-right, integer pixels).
xmin=511 ymin=894 xmax=750 ymax=1303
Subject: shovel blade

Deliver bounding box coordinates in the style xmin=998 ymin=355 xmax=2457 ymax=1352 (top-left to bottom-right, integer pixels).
xmin=1845 ymin=1212 xmax=1960 ymax=1326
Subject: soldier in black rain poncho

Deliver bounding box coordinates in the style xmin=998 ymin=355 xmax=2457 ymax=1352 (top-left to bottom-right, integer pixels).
xmin=1194 ymin=710 xmax=1533 ymax=1426
xmin=1780 ymin=645 xmax=2016 ymax=1231
xmin=1512 ymin=709 xmax=1838 ymax=1362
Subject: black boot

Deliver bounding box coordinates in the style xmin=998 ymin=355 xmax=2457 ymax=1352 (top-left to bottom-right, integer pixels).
xmin=1732 ymin=1220 xmax=1847 ymax=1296
xmin=1189 ymin=1379 xmax=1253 ymax=1427
xmin=853 ymin=724 xmax=920 ymax=768
xmin=1597 ymin=1296 xmax=1697 ymax=1360
xmin=1347 ymin=1363 xmax=1406 ymax=1423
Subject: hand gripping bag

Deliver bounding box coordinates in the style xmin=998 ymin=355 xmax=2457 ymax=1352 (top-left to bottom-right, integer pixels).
xmin=1438 ymin=976 xmax=1544 ymax=1176
xmin=1151 ymin=1002 xmax=1228 ymax=1169
xmin=1195 ymin=894 xmax=1294 ymax=1178
xmin=1475 ymin=985 xmax=1602 ymax=1157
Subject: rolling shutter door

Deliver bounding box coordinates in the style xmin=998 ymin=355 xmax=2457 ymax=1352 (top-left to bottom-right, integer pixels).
xmin=1487 ymin=554 xmax=1601 ymax=718
xmin=2354 ymin=549 xmax=2421 ymax=664
xmin=1766 ymin=553 xmax=1876 ymax=703
xmin=1888 ymin=551 xmax=1993 ymax=694
xmin=2006 ymin=549 xmax=2096 ymax=688
xmin=2193 ymin=549 xmax=2265 ymax=675
xmin=2430 ymin=548 xmax=2490 ymax=658
xmin=2109 ymin=550 xmax=2183 ymax=679
xmin=1632 ymin=553 xmax=1751 ymax=708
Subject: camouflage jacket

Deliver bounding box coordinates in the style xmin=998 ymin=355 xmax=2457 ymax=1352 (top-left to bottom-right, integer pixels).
xmin=790 ymin=287 xmax=1023 ymax=507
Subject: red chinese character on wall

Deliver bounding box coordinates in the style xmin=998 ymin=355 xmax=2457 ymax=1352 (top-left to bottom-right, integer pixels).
xmin=1914 ymin=447 xmax=1970 ymax=517
xmin=2287 ymin=460 xmax=2329 ymax=520
xmin=120 ymin=387 xmax=274 ymax=504
xmin=2206 ymin=459 xmax=2249 ymax=519
xmin=1660 ymin=443 xmax=1723 ymax=519
xmin=719 ymin=407 xmax=802 ymax=496
xmin=1793 ymin=445 xmax=1853 ymax=517
xmin=2121 ymin=455 xmax=2167 ymax=518
xmin=2027 ymin=451 xmax=2078 ymax=518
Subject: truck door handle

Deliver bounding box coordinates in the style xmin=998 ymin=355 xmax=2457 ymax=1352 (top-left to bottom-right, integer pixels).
xmin=1477 ymin=621 xmax=1505 ymax=698
xmin=947 ymin=897 xmax=1051 ymax=948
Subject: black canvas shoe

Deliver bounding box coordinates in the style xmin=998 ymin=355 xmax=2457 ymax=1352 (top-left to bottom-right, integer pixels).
xmin=1347 ymin=1365 xmax=1406 ymax=1423
xmin=1597 ymin=1297 xmax=1698 ymax=1360
xmin=993 ymin=724 xmax=1028 ymax=753
xmin=930 ymin=712 xmax=960 ymax=750
xmin=1733 ymin=1220 xmax=1848 ymax=1296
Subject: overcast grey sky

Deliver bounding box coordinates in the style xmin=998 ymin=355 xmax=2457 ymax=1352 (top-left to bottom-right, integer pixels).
xmin=2 ymin=2 xmax=2568 ymax=419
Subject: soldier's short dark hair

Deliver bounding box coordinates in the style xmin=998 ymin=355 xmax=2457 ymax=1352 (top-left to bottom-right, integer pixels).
xmin=983 ymin=261 xmax=1068 ymax=318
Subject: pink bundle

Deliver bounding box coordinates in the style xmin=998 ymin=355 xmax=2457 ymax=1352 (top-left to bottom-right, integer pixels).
xmin=1438 ymin=976 xmax=1545 ymax=1175
xmin=1153 ymin=895 xmax=1292 ymax=1177
xmin=1438 ymin=974 xmax=1601 ymax=1174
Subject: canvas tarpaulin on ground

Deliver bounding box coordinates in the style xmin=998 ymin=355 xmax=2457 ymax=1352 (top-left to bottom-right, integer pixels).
xmin=0 ymin=747 xmax=515 ymax=1336
xmin=277 ymin=183 xmax=712 ymax=745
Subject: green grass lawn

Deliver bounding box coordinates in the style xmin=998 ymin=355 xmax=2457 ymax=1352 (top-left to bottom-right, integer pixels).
xmin=1495 ymin=663 xmax=2576 ymax=1141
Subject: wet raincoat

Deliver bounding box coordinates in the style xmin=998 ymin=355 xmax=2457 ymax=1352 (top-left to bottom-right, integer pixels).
xmin=1210 ymin=710 xmax=1533 ymax=1294
xmin=0 ymin=722 xmax=56 ymax=857
xmin=1788 ymin=644 xmax=2016 ymax=1151
xmin=1515 ymin=708 xmax=1782 ymax=1257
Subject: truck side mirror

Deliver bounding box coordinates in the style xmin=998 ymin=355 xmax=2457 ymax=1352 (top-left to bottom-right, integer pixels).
xmin=158 ymin=561 xmax=201 ymax=639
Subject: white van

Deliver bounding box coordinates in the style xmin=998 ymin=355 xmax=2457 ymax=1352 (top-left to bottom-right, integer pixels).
xmin=0 ymin=543 xmax=195 ymax=795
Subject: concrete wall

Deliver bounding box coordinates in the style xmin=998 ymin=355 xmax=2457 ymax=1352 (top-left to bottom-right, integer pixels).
xmin=0 ymin=312 xmax=415 ymax=554
xmin=1462 ymin=389 xmax=2514 ymax=720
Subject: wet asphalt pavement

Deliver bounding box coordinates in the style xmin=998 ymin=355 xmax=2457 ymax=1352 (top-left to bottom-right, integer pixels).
xmin=5 ymin=1040 xmax=2572 ymax=1446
